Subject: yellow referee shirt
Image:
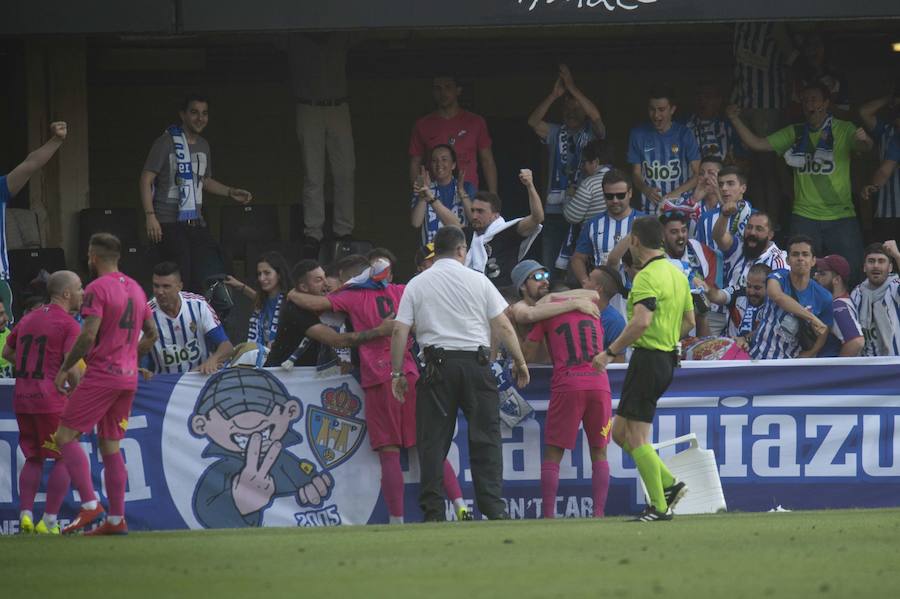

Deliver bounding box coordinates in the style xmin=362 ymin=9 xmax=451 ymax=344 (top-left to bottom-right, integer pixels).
xmin=627 ymin=255 xmax=693 ymax=352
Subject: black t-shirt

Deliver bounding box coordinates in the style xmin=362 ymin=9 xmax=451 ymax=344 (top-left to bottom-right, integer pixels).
xmin=466 ymin=225 xmax=531 ymax=289
xmin=264 ymin=302 xmax=323 ymax=367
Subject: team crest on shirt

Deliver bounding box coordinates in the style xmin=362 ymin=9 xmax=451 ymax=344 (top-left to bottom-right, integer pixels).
xmin=189 ymin=321 xmax=197 ymax=334
xmin=306 ymin=383 xmax=366 ymax=470
xmin=671 ymin=144 xmax=680 ymax=154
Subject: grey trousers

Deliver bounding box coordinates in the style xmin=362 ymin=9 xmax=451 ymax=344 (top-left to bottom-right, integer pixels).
xmin=296 ymin=103 xmax=355 ymax=239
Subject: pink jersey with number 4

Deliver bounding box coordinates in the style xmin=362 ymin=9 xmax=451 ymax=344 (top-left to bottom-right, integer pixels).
xmin=329 ymin=284 xmax=417 ymax=388
xmin=8 ymin=304 xmax=81 ymax=414
xmin=80 ymin=272 xmax=151 ymax=389
xmin=527 ymin=310 xmax=610 ymax=393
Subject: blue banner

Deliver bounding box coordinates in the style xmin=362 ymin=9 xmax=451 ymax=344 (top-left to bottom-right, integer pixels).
xmin=2 ymin=358 xmax=899 ymax=533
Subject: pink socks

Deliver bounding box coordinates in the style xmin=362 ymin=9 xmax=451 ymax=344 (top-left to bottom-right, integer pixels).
xmin=378 ymin=450 xmax=404 ymax=518
xmin=442 ymin=460 xmax=463 ymax=501
xmin=60 ymin=440 xmax=96 ymax=504
xmin=540 ymin=461 xmax=560 ymax=518
xmin=45 ymin=460 xmax=71 ymax=516
xmin=102 ymin=451 xmax=127 ymax=517
xmin=18 ymin=458 xmax=43 ymax=512
xmin=592 ymin=460 xmax=610 ymax=518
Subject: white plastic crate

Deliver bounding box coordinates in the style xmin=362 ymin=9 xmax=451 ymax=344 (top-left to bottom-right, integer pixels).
xmin=638 ymin=433 xmax=727 ymax=515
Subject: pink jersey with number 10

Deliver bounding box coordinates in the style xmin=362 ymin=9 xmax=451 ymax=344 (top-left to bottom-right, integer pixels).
xmin=527 ymin=309 xmax=610 ymax=394
xmin=80 ymin=272 xmax=151 ymax=389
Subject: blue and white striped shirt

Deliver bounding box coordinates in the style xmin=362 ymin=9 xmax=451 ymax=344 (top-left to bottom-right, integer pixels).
xmin=851 ymin=277 xmax=900 ymax=357
xmin=574 ymin=209 xmax=646 ymax=266
xmin=871 ymin=119 xmax=900 ymax=219
xmin=147 ymin=292 xmax=229 ymax=374
xmin=732 ymin=22 xmax=787 ymax=110
xmin=694 ymin=200 xmax=754 ymax=253
xmin=685 ymin=115 xmax=739 ymax=161
xmin=750 ymin=270 xmax=833 ymax=360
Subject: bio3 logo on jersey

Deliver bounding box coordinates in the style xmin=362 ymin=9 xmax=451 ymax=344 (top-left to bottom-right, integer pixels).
xmin=161 ymin=341 xmax=201 ymax=366
xmin=643 ymin=159 xmax=683 ymax=183
xmin=798 ymin=155 xmax=835 ymax=175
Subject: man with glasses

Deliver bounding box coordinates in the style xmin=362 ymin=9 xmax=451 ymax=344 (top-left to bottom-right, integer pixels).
xmin=511 ymin=259 xmax=613 ymax=518
xmin=391 ymin=226 xmax=529 ymax=521
xmin=571 ymin=169 xmax=645 ymax=311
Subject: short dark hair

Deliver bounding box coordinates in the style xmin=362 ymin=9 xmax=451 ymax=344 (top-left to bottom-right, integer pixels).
xmin=180 ymin=93 xmax=209 ymax=112
xmin=368 ymin=247 xmax=397 ymax=272
xmin=718 ymin=165 xmax=747 ymax=185
xmin=434 ymin=226 xmax=466 ymax=257
xmin=602 ymin=168 xmax=631 ymax=191
xmin=474 ymin=191 xmax=502 ymax=214
xmin=659 ymin=211 xmax=690 ymax=226
xmin=336 ymin=255 xmax=370 ymax=281
xmin=747 ymin=263 xmax=772 ymax=278
xmin=700 ymin=155 xmax=724 ymax=168
xmin=631 ymin=216 xmax=664 ymax=250
xmin=89 ymin=233 xmax=121 ymax=262
xmin=582 ymin=139 xmax=612 ymax=165
xmin=153 ymin=261 xmax=181 ymax=278
xmin=799 ymin=80 xmax=831 ymax=102
xmin=648 ymin=87 xmax=677 ymax=105
xmin=747 ymin=210 xmax=773 ymax=230
xmin=863 ymin=242 xmax=890 ymax=260
xmin=433 ymin=73 xmax=460 ymax=86
xmin=429 ymin=144 xmax=457 ymax=165
xmin=787 ymin=234 xmax=816 ymax=255
xmin=291 ymin=259 xmax=321 ymax=284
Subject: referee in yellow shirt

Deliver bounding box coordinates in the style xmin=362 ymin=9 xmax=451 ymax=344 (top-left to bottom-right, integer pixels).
xmin=592 ymin=215 xmax=695 ymax=522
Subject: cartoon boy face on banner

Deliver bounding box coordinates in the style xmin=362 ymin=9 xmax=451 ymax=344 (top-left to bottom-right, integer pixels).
xmin=187 ymin=368 xmax=334 ymax=528
xmin=161 ymin=368 xmax=381 ymax=528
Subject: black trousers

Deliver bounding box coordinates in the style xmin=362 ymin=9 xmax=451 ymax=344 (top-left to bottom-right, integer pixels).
xmin=158 ymin=222 xmax=226 ymax=293
xmin=415 ymin=352 xmax=506 ymax=521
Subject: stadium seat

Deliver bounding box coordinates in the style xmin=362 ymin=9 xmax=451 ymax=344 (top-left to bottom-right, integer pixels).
xmin=219 ymin=204 xmax=279 ymax=261
xmin=78 ymin=207 xmax=141 ymax=252
xmin=244 ymin=239 xmax=304 ymax=281
xmin=7 ymin=248 xmax=67 ymax=320
xmin=5 ymin=208 xmax=42 ymax=249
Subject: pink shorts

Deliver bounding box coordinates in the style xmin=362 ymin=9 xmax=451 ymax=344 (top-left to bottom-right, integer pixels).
xmin=60 ymin=379 xmax=135 ymax=440
xmin=365 ymin=377 xmax=417 ymax=450
xmin=545 ymin=388 xmax=612 ymax=450
xmin=16 ymin=412 xmax=62 ymax=459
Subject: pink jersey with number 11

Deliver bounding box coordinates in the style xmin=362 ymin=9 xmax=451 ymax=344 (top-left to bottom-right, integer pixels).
xmin=80 ymin=272 xmax=151 ymax=389
xmin=527 ymin=309 xmax=610 ymax=394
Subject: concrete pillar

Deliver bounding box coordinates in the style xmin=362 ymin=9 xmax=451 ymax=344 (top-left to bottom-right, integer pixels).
xmin=25 ymin=38 xmax=90 ymax=268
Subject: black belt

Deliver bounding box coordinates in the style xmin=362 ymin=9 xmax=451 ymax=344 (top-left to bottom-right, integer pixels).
xmin=297 ymin=97 xmax=348 ymax=107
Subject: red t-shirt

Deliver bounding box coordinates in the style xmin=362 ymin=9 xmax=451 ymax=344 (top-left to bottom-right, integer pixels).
xmin=80 ymin=272 xmax=151 ymax=389
xmin=8 ymin=304 xmax=81 ymax=414
xmin=527 ymin=309 xmax=610 ymax=393
xmin=408 ymin=110 xmax=492 ymax=189
xmin=328 ymin=284 xmax=417 ymax=388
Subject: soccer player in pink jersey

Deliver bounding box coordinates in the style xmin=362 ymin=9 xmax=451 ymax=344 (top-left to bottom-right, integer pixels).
xmin=288 ymin=254 xmax=470 ymax=523
xmin=52 ymin=234 xmax=158 ymax=535
xmin=3 ymin=270 xmax=84 ymax=534
xmin=516 ymin=260 xmax=612 ymax=518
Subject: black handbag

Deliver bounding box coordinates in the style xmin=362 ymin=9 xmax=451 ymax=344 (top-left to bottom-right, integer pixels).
xmin=788 ymin=284 xmax=818 ymax=351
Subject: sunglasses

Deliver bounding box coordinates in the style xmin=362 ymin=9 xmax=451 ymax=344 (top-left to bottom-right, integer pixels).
xmin=606 ymin=192 xmax=628 ymax=200
xmin=531 ymin=271 xmax=550 ymax=282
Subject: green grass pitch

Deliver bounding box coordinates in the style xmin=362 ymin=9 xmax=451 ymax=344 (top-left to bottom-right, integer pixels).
xmin=3 ymin=509 xmax=899 ymax=598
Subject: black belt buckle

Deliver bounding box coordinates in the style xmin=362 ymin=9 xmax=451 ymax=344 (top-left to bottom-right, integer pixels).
xmin=476 ymin=346 xmax=490 ymax=366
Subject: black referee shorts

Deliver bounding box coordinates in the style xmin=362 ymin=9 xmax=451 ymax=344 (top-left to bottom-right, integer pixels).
xmin=617 ymin=348 xmax=677 ymax=423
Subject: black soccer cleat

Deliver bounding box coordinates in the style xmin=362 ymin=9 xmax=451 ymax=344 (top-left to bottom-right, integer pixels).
xmin=630 ymin=506 xmax=673 ymax=522
xmin=663 ymin=481 xmax=688 ymax=514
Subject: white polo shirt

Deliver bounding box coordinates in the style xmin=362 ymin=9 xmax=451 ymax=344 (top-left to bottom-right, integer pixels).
xmin=397 ymin=258 xmax=507 ymax=351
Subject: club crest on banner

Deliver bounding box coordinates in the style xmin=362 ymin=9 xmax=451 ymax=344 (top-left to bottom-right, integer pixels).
xmin=306 ymin=382 xmax=366 ymax=469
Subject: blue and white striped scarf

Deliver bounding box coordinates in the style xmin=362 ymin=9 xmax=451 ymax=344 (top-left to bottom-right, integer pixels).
xmin=247 ymin=293 xmax=283 ymax=345
xmin=168 ymin=125 xmax=199 ymax=221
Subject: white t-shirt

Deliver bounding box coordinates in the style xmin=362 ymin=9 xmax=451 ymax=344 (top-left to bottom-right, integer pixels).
xmin=397 ymin=258 xmax=507 ymax=351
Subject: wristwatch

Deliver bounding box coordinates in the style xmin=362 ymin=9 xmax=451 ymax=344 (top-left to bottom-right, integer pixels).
xmin=605 ymin=348 xmax=619 ymax=358
xmin=391 ymin=371 xmax=404 ymax=379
